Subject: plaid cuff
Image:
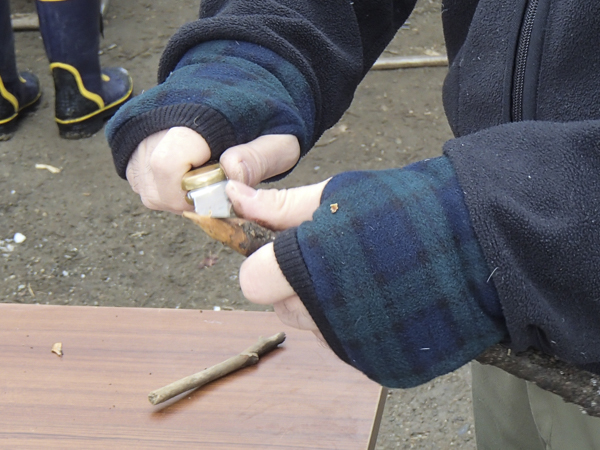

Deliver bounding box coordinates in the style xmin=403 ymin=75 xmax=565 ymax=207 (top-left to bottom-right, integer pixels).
xmin=106 ymin=40 xmax=314 ymax=179
xmin=275 ymin=156 xmax=508 ymax=388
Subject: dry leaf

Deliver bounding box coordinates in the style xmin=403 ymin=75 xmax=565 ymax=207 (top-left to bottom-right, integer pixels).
xmin=51 ymin=342 xmax=63 ymax=357
xmin=35 ymin=164 xmax=62 ymax=174
xmin=199 ymin=253 xmax=219 ymax=269
xmin=330 ymin=203 xmax=339 ymax=213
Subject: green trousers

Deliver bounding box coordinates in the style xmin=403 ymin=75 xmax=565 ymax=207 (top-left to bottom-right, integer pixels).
xmin=472 ymin=361 xmax=600 ymax=450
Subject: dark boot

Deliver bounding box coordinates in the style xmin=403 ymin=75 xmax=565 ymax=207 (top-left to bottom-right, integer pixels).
xmin=36 ymin=0 xmax=133 ymax=139
xmin=0 ymin=0 xmax=42 ymax=141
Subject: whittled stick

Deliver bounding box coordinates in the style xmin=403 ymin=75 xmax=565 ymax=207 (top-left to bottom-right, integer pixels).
xmin=148 ymin=332 xmax=286 ymax=405
xmin=183 ymin=212 xmax=278 ymax=256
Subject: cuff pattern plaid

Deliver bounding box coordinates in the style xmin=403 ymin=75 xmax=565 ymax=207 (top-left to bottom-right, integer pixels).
xmin=275 ymin=156 xmax=508 ymax=387
xmin=106 ymin=40 xmax=314 ymax=179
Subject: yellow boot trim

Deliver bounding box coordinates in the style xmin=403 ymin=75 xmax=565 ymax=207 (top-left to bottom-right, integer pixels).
xmin=50 ymin=62 xmax=105 ymax=111
xmin=18 ymin=77 xmax=42 ymax=111
xmin=54 ymin=70 xmax=133 ymax=125
xmin=0 ymin=76 xmax=19 ymax=125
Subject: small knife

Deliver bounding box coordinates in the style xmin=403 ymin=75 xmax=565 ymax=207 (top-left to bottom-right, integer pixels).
xmin=181 ymin=163 xmax=234 ymax=218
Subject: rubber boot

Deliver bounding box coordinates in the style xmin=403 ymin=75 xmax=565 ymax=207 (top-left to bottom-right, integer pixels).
xmin=0 ymin=0 xmax=42 ymax=141
xmin=36 ymin=0 xmax=133 ymax=139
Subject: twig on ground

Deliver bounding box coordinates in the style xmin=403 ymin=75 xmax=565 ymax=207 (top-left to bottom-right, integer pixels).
xmin=11 ymin=13 xmax=39 ymax=31
xmin=372 ymin=55 xmax=448 ymax=70
xmin=148 ymin=332 xmax=286 ymax=405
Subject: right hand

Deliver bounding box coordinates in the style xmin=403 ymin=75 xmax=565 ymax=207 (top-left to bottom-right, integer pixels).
xmin=126 ymin=127 xmax=300 ymax=214
xmin=227 ymin=180 xmax=330 ymax=341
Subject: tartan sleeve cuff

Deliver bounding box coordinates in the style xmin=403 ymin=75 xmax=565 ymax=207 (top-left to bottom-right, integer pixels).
xmin=274 ymin=228 xmax=352 ymax=366
xmin=106 ymin=40 xmax=315 ymax=179
xmin=108 ymin=104 xmax=235 ymax=179
xmin=276 ymin=156 xmax=508 ymax=388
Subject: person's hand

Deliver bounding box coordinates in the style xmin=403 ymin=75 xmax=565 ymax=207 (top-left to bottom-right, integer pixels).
xmin=226 ymin=179 xmax=329 ymax=338
xmin=126 ymin=127 xmax=300 ymax=214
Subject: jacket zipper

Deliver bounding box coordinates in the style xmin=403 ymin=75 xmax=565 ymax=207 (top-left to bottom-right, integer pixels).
xmin=512 ymin=0 xmax=539 ymax=122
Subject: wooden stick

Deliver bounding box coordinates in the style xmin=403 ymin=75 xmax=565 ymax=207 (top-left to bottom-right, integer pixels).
xmin=183 ymin=212 xmax=278 ymax=257
xmin=476 ymin=345 xmax=600 ymax=417
xmin=11 ymin=13 xmax=39 ymax=31
xmin=148 ymin=332 xmax=286 ymax=405
xmin=372 ymin=55 xmax=448 ymax=70
xmin=11 ymin=0 xmax=107 ymax=30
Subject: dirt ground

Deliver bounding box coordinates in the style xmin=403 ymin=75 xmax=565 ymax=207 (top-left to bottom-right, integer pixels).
xmin=2 ymin=0 xmax=476 ymax=448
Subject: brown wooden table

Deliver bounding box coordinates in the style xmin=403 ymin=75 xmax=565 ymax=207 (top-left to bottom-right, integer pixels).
xmin=0 ymin=304 xmax=385 ymax=449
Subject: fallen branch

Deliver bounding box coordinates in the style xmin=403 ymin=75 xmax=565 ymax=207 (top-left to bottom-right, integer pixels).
xmin=148 ymin=332 xmax=286 ymax=405
xmin=476 ymin=345 xmax=600 ymax=417
xmin=11 ymin=0 xmax=107 ymax=30
xmin=11 ymin=13 xmax=39 ymax=31
xmin=372 ymin=55 xmax=448 ymax=70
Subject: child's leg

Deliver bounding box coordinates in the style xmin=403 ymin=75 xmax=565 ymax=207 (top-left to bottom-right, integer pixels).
xmin=36 ymin=0 xmax=133 ymax=139
xmin=0 ymin=0 xmax=41 ymax=140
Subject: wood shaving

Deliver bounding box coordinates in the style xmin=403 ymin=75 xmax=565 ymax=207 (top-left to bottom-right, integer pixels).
xmin=51 ymin=342 xmax=63 ymax=357
xmin=35 ymin=164 xmax=62 ymax=174
xmin=199 ymin=253 xmax=219 ymax=269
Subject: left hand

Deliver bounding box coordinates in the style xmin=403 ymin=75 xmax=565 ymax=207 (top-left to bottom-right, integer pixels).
xmin=126 ymin=128 xmax=300 ymax=215
xmin=226 ymin=179 xmax=329 ymax=337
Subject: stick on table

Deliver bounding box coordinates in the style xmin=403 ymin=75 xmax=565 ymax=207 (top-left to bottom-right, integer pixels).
xmin=148 ymin=332 xmax=286 ymax=405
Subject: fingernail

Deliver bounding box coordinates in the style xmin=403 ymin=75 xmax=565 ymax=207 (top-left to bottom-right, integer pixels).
xmin=221 ymin=159 xmax=251 ymax=185
xmin=227 ymin=180 xmax=257 ymax=198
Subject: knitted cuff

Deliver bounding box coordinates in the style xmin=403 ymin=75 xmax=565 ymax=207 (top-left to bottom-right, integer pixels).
xmin=274 ymin=228 xmax=351 ymax=365
xmin=276 ymin=156 xmax=508 ymax=388
xmin=106 ymin=40 xmax=315 ymax=179
xmin=109 ymin=104 xmax=236 ymax=179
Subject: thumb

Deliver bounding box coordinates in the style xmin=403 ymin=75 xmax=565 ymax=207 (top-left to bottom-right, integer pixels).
xmin=239 ymin=243 xmax=296 ymax=304
xmin=219 ymin=134 xmax=300 ymax=186
xmin=226 ymin=179 xmax=330 ymax=230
